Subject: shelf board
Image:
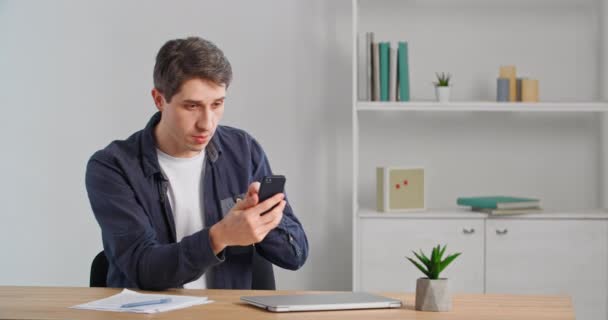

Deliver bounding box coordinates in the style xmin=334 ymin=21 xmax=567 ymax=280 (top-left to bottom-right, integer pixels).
xmin=356 ymin=101 xmax=608 ymax=112
xmin=357 ymin=207 xmax=608 ymax=220
xmin=358 ymin=208 xmax=486 ymax=219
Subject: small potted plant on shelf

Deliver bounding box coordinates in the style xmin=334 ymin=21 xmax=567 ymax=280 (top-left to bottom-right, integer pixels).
xmin=406 ymin=244 xmax=461 ymax=312
xmin=434 ymin=72 xmax=452 ymax=102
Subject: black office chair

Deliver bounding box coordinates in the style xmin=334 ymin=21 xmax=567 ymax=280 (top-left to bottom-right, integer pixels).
xmin=90 ymin=251 xmax=109 ymax=287
xmin=252 ymin=249 xmax=275 ymax=290
xmin=90 ymin=249 xmax=275 ymax=289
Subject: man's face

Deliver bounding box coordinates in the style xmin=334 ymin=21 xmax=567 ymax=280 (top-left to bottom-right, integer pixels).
xmin=152 ymin=78 xmax=226 ymax=158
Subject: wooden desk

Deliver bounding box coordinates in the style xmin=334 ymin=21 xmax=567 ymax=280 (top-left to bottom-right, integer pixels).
xmin=0 ymin=286 xmax=574 ymax=320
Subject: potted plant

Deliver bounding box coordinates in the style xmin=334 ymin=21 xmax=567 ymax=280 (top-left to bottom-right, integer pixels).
xmin=434 ymin=72 xmax=452 ymax=102
xmin=406 ymin=244 xmax=461 ymax=312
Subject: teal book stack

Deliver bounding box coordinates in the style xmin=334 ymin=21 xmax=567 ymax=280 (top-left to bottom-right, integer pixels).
xmin=379 ymin=42 xmax=390 ymax=101
xmin=457 ymin=196 xmax=540 ymax=209
xmin=398 ymin=42 xmax=410 ymax=101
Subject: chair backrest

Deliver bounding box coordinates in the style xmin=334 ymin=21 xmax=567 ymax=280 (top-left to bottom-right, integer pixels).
xmin=90 ymin=251 xmax=109 ymax=287
xmin=89 ymin=249 xmax=275 ymax=289
xmin=251 ymin=249 xmax=275 ymax=290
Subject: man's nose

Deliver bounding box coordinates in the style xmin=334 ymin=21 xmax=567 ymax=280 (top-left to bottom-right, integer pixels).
xmin=196 ymin=108 xmax=212 ymax=131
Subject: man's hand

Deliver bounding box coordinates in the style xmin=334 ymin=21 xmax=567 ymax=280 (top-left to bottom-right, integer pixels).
xmin=209 ymin=182 xmax=285 ymax=254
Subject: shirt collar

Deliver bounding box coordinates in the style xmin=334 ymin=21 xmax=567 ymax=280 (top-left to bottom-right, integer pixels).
xmin=141 ymin=112 xmax=223 ymax=178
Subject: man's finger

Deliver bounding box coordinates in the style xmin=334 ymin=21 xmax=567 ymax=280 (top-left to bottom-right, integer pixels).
xmin=255 ymin=205 xmax=284 ymax=242
xmin=250 ymin=193 xmax=284 ymax=216
xmin=248 ymin=182 xmax=261 ymax=197
xmin=258 ymin=200 xmax=285 ymax=226
xmin=243 ymin=193 xmax=258 ymax=209
xmin=233 ymin=192 xmax=258 ymax=210
xmin=258 ymin=205 xmax=280 ymax=225
xmin=254 ymin=214 xmax=280 ymax=240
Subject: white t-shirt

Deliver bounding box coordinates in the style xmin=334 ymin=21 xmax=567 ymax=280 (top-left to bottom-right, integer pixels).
xmin=156 ymin=148 xmax=206 ymax=289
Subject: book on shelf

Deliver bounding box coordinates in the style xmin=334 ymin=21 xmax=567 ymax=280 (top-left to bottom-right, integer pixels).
xmin=372 ymin=42 xmax=380 ymax=101
xmin=398 ymin=41 xmax=410 ymax=101
xmin=357 ymin=32 xmax=375 ymax=101
xmin=357 ymin=32 xmax=410 ymax=102
xmin=366 ymin=32 xmax=373 ymax=101
xmin=457 ymin=196 xmax=541 ymax=209
xmin=389 ymin=46 xmax=397 ymax=101
xmin=471 ymin=207 xmax=543 ymax=215
xmin=379 ymin=42 xmax=390 ymax=101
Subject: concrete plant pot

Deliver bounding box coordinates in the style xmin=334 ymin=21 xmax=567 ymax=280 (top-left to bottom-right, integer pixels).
xmin=415 ymin=278 xmax=452 ymax=312
xmin=435 ymin=86 xmax=451 ymax=102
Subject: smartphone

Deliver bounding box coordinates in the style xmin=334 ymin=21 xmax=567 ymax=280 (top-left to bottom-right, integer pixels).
xmin=258 ymin=175 xmax=286 ymax=215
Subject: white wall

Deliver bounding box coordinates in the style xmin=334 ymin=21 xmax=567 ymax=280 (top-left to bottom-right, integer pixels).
xmin=0 ymin=0 xmax=353 ymax=290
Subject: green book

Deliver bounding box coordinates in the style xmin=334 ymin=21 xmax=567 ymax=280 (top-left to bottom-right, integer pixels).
xmin=471 ymin=207 xmax=543 ymax=215
xmin=457 ymin=196 xmax=540 ymax=209
xmin=379 ymin=42 xmax=390 ymax=101
xmin=398 ymin=42 xmax=410 ymax=101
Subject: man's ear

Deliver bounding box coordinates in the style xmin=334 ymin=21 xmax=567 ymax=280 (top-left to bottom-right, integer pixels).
xmin=151 ymin=88 xmax=165 ymax=112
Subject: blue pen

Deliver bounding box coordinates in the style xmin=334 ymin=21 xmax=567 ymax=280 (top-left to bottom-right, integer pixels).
xmin=120 ymin=297 xmax=172 ymax=308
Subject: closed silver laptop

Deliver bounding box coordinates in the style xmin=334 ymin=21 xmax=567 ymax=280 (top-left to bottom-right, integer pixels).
xmin=240 ymin=292 xmax=402 ymax=312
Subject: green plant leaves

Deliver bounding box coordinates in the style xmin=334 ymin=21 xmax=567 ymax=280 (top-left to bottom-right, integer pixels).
xmin=438 ymin=252 xmax=461 ymax=274
xmin=420 ymin=250 xmax=430 ymax=265
xmin=430 ymin=246 xmax=440 ymax=279
xmin=412 ymin=251 xmax=430 ymax=269
xmin=406 ymin=244 xmax=461 ymax=280
xmin=439 ymin=245 xmax=447 ymax=259
xmin=434 ymin=72 xmax=451 ymax=87
xmin=407 ymin=257 xmax=431 ymax=278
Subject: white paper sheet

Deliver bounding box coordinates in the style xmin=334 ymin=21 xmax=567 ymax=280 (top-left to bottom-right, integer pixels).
xmin=71 ymin=289 xmax=212 ymax=313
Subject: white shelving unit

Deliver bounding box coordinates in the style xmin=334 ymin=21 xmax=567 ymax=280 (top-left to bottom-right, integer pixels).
xmin=352 ymin=1 xmax=608 ymax=319
xmin=358 ymin=101 xmax=608 ymax=112
xmin=358 ymin=207 xmax=608 ymax=220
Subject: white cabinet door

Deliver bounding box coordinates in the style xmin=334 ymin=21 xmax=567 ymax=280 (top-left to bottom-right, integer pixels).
xmin=359 ymin=218 xmax=484 ymax=293
xmin=486 ymin=219 xmax=608 ymax=320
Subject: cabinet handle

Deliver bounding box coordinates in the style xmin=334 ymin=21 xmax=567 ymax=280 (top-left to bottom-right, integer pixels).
xmin=496 ymin=229 xmax=508 ymax=235
xmin=462 ymin=228 xmax=475 ymax=234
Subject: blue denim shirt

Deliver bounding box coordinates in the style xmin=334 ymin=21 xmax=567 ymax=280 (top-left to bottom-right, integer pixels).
xmin=85 ymin=112 xmax=308 ymax=290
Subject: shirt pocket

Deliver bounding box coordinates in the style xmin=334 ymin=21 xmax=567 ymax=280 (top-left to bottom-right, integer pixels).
xmin=219 ymin=192 xmax=252 ymax=257
xmin=219 ymin=192 xmax=247 ymax=217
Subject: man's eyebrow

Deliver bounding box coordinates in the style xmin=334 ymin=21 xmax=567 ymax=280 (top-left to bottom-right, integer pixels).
xmin=182 ymin=97 xmax=225 ymax=104
xmin=183 ymin=99 xmax=203 ymax=105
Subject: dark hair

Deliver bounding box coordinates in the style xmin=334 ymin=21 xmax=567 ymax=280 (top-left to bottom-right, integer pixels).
xmin=153 ymin=37 xmax=232 ymax=102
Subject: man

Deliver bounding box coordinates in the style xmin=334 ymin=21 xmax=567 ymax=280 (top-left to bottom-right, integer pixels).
xmin=85 ymin=37 xmax=309 ymax=290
